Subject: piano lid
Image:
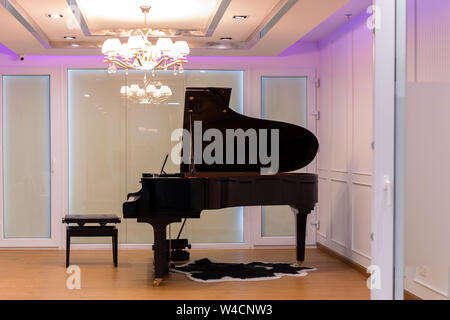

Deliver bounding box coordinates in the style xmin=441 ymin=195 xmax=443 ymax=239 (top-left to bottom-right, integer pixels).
xmin=180 ymin=87 xmax=318 ymax=174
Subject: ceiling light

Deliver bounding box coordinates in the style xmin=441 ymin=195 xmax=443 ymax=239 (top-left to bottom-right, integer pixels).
xmin=233 ymin=15 xmax=248 ymax=20
xmin=102 ymin=5 xmax=190 ymax=75
xmin=220 ymin=37 xmax=232 ymax=41
xmin=64 ymin=36 xmax=76 ymax=40
xmin=46 ymin=13 xmax=63 ymax=19
xmin=71 ymin=43 xmax=80 ymax=47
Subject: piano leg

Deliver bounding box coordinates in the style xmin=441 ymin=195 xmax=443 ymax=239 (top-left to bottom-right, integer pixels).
xmin=137 ymin=217 xmax=181 ymax=286
xmin=295 ymin=212 xmax=308 ymax=265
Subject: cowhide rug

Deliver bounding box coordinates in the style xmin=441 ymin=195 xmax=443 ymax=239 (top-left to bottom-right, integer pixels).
xmin=171 ymin=258 xmax=315 ymax=283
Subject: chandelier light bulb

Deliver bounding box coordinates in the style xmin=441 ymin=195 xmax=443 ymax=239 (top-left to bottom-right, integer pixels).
xmin=174 ymin=41 xmax=190 ymax=55
xmin=107 ymin=63 xmax=117 ymax=74
xmin=119 ymin=43 xmax=133 ymax=59
xmin=146 ymin=84 xmax=156 ymax=93
xmin=130 ymin=84 xmax=140 ymax=93
xmin=156 ymin=38 xmax=174 ymax=54
xmin=102 ymin=38 xmax=121 ymax=55
xmin=160 ymin=85 xmax=171 ymax=95
xmin=128 ymin=35 xmax=145 ymax=51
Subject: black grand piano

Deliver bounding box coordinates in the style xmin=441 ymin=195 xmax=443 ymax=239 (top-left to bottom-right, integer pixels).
xmin=123 ymin=87 xmax=319 ymax=285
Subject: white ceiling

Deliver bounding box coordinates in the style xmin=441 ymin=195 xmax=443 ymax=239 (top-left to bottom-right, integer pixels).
xmin=301 ymin=0 xmax=372 ymax=41
xmin=0 ymin=0 xmax=369 ymax=56
xmin=76 ymin=0 xmax=221 ymax=33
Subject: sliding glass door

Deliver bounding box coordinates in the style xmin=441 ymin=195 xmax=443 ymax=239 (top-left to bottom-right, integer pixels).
xmin=251 ymin=68 xmax=318 ymax=246
xmin=261 ymin=76 xmax=308 ymax=237
xmin=0 ymin=74 xmax=59 ymax=247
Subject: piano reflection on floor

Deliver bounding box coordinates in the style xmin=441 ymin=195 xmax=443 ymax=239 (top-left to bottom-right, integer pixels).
xmin=123 ymin=87 xmax=319 ymax=286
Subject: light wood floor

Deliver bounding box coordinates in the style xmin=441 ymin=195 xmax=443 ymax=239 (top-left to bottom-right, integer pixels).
xmin=0 ymin=248 xmax=369 ymax=300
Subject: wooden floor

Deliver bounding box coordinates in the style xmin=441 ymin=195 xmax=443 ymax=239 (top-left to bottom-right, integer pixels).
xmin=0 ymin=248 xmax=369 ymax=300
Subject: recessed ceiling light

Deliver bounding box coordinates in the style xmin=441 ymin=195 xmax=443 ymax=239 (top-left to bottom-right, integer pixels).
xmin=64 ymin=36 xmax=76 ymax=40
xmin=233 ymin=15 xmax=248 ymax=20
xmin=220 ymin=37 xmax=232 ymax=41
xmin=84 ymin=94 xmax=90 ymax=98
xmin=71 ymin=43 xmax=80 ymax=47
xmin=46 ymin=13 xmax=63 ymax=19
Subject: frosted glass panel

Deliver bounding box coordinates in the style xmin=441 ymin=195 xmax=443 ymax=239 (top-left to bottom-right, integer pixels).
xmin=171 ymin=70 xmax=244 ymax=243
xmin=184 ymin=70 xmax=244 ymax=113
xmin=400 ymin=0 xmax=450 ymax=299
xmin=261 ymin=76 xmax=307 ymax=237
xmin=69 ymin=69 xmax=244 ymax=243
xmin=2 ymin=75 xmax=51 ymax=238
xmin=69 ymin=70 xmax=127 ymax=244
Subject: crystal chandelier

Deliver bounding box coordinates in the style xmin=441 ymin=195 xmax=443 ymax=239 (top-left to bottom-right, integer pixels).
xmin=101 ymin=5 xmax=190 ymax=74
xmin=120 ymin=80 xmax=172 ymax=104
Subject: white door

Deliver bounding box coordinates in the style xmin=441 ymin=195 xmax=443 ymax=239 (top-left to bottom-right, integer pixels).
xmin=250 ymin=67 xmax=318 ymax=246
xmin=0 ymin=68 xmax=62 ymax=247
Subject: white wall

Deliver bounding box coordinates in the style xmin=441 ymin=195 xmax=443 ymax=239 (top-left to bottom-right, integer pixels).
xmin=403 ymin=0 xmax=450 ymax=300
xmin=316 ymin=12 xmax=373 ymax=268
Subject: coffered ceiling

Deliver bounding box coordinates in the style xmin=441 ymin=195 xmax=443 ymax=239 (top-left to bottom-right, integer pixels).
xmin=0 ymin=0 xmax=368 ymax=56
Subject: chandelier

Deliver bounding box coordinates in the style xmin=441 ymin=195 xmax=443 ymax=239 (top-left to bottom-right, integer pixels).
xmin=101 ymin=5 xmax=190 ymax=74
xmin=120 ymin=79 xmax=172 ymax=104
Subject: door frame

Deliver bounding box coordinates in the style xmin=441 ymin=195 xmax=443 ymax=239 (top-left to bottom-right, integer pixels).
xmin=249 ymin=66 xmax=318 ymax=246
xmin=394 ymin=0 xmax=406 ymax=300
xmin=0 ymin=66 xmax=63 ymax=248
xmin=371 ymin=0 xmax=398 ymax=299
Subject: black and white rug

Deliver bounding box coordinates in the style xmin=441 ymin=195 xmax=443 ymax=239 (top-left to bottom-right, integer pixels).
xmin=171 ymin=258 xmax=315 ymax=283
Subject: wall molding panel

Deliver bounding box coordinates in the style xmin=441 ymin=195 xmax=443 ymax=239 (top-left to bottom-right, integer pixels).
xmin=316 ymin=16 xmax=373 ymax=268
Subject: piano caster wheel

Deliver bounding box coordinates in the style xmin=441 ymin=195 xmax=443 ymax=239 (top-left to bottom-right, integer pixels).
xmin=153 ymin=278 xmax=163 ymax=287
xmin=295 ymin=261 xmax=304 ymax=267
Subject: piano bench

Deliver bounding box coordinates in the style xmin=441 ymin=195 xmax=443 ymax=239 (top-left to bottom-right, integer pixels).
xmin=62 ymin=215 xmax=121 ymax=268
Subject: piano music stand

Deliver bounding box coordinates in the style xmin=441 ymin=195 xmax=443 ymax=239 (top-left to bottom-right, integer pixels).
xmin=62 ymin=214 xmax=121 ymax=267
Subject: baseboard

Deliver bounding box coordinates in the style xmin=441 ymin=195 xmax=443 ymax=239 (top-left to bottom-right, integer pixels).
xmin=404 ymin=290 xmax=422 ymax=300
xmin=68 ymin=243 xmax=316 ymax=250
xmin=69 ymin=243 xmax=252 ymax=250
xmin=316 ymin=243 xmax=367 ymax=275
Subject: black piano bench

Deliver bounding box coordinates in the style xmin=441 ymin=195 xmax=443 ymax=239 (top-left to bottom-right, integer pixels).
xmin=62 ymin=214 xmax=121 ymax=268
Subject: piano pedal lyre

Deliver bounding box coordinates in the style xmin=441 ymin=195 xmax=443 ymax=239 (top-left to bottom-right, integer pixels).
xmin=153 ymin=278 xmax=163 ymax=287
xmin=169 ymin=239 xmax=191 ymax=264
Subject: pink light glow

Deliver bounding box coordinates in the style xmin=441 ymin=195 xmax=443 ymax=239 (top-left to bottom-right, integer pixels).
xmin=0 ymin=42 xmax=17 ymax=60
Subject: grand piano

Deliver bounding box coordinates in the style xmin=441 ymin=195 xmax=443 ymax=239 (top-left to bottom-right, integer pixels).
xmin=123 ymin=87 xmax=319 ymax=285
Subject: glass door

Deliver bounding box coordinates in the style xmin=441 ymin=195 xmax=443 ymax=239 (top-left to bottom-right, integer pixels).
xmin=0 ymin=74 xmax=59 ymax=247
xmin=261 ymin=76 xmax=308 ymax=238
xmin=252 ymin=68 xmax=318 ymax=246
